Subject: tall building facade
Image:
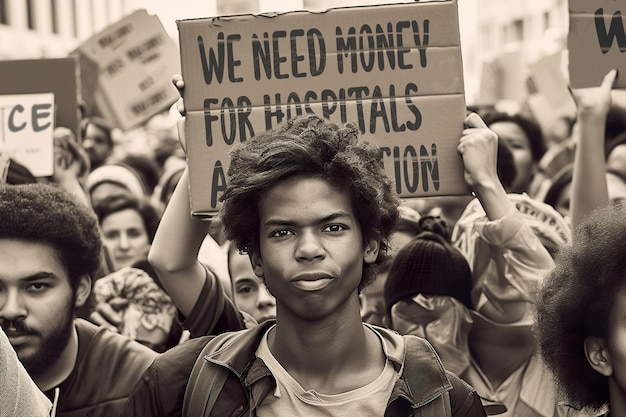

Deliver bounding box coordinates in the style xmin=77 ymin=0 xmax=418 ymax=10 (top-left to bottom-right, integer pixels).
xmin=0 ymin=0 xmax=128 ymax=58
xmin=471 ymin=0 xmax=569 ymax=106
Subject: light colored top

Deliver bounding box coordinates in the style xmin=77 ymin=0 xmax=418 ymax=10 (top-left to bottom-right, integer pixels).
xmin=0 ymin=327 xmax=52 ymax=417
xmin=255 ymin=323 xmax=399 ymax=417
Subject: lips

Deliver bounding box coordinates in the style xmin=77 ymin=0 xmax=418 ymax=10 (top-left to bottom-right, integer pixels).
xmin=291 ymin=272 xmax=334 ymax=292
xmin=4 ymin=331 xmax=34 ymax=346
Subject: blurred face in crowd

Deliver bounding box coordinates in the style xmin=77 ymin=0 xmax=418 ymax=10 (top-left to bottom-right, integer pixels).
xmin=101 ymin=208 xmax=150 ymax=270
xmin=489 ymin=121 xmax=535 ymax=193
xmin=229 ymin=249 xmax=276 ymax=323
xmin=83 ymin=123 xmax=112 ymax=170
xmin=0 ymin=239 xmax=89 ymax=377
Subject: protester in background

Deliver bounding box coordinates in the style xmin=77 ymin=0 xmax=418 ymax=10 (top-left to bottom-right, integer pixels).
xmin=0 ymin=326 xmax=52 ymax=417
xmin=92 ymin=193 xmax=159 ymax=272
xmin=384 ymin=216 xmax=473 ymax=378
xmin=536 ymin=204 xmax=622 ymax=417
xmin=86 ymin=163 xmax=148 ymax=208
xmin=225 ymin=242 xmax=276 ymax=324
xmin=450 ymin=113 xmax=568 ymax=416
xmin=89 ymin=194 xmax=183 ymax=352
xmin=82 ymin=117 xmax=115 ymax=172
xmin=482 ymin=111 xmax=547 ymax=197
xmin=123 ymin=113 xmax=486 ymax=417
xmin=0 ymin=183 xmax=156 ymax=417
xmin=534 ymin=69 xmax=626 ymax=417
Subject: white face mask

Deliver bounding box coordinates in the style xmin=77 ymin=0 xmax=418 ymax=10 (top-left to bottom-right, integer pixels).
xmin=389 ymin=294 xmax=473 ymax=376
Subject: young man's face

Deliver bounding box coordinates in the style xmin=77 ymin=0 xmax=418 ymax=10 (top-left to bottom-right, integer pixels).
xmin=0 ymin=239 xmax=87 ymax=376
xmin=251 ymin=176 xmax=379 ymax=321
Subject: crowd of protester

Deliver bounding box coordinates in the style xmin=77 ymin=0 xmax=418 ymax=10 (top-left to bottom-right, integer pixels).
xmin=2 ymin=15 xmax=626 ymax=417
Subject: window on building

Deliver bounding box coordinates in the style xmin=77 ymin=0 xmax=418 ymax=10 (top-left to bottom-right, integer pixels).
xmin=26 ymin=0 xmax=36 ymax=30
xmin=543 ymin=11 xmax=551 ymax=31
xmin=90 ymin=0 xmax=96 ymax=32
xmin=0 ymin=0 xmax=8 ymax=25
xmin=71 ymin=0 xmax=78 ymax=37
xmin=512 ymin=19 xmax=524 ymax=42
xmin=50 ymin=0 xmax=58 ymax=33
xmin=217 ymin=0 xmax=258 ymax=15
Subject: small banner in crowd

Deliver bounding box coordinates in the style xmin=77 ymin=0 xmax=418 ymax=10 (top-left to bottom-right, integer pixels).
xmin=178 ymin=0 xmax=468 ymax=217
xmin=72 ymin=9 xmax=181 ymax=131
xmin=569 ymin=0 xmax=626 ymax=88
xmin=0 ymin=93 xmax=55 ymax=177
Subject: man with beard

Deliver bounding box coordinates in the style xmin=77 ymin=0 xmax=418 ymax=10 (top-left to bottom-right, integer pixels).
xmin=0 ymin=183 xmax=157 ymax=417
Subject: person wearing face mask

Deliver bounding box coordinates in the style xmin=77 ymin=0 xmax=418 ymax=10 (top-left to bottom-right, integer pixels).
xmin=384 ymin=216 xmax=473 ymax=378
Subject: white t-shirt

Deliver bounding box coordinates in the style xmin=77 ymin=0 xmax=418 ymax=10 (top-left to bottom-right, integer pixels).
xmin=255 ymin=324 xmax=399 ymax=417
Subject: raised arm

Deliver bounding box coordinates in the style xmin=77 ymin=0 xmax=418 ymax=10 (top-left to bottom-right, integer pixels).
xmin=569 ymin=69 xmax=616 ymax=229
xmin=458 ymin=113 xmax=516 ymax=220
xmin=147 ymin=165 xmax=210 ymax=317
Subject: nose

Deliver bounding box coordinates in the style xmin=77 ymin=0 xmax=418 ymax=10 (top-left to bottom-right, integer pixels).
xmin=257 ymin=286 xmax=276 ymax=310
xmin=118 ymin=232 xmax=130 ymax=251
xmin=0 ymin=289 xmax=27 ymax=322
xmin=82 ymin=137 xmax=95 ymax=150
xmin=294 ymin=231 xmax=325 ymax=261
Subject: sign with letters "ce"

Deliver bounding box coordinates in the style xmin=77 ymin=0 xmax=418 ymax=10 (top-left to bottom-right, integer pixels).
xmin=0 ymin=93 xmax=55 ymax=177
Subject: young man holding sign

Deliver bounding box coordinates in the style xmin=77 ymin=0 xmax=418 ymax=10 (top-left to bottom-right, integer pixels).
xmin=122 ymin=113 xmax=486 ymax=416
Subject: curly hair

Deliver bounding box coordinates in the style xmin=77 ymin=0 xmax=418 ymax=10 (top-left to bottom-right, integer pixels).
xmin=93 ymin=194 xmax=160 ymax=243
xmin=219 ymin=115 xmax=399 ymax=289
xmin=0 ymin=184 xmax=102 ymax=290
xmin=536 ymin=203 xmax=626 ymax=410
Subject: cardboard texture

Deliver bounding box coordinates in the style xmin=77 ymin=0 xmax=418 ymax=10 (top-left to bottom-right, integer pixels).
xmin=0 ymin=58 xmax=81 ymax=141
xmin=72 ymin=9 xmax=180 ymax=131
xmin=569 ymin=0 xmax=626 ymax=88
xmin=178 ymin=1 xmax=468 ymax=217
xmin=0 ymin=93 xmax=55 ymax=177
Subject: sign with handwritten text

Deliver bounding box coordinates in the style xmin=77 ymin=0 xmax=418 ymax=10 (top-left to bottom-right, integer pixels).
xmin=0 ymin=93 xmax=54 ymax=177
xmin=569 ymin=0 xmax=626 ymax=88
xmin=178 ymin=1 xmax=468 ymax=216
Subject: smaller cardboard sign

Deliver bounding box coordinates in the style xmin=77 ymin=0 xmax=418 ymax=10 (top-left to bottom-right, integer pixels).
xmin=178 ymin=1 xmax=469 ymax=217
xmin=0 ymin=58 xmax=81 ymax=140
xmin=528 ymin=52 xmax=576 ymax=116
xmin=0 ymin=93 xmax=55 ymax=177
xmin=569 ymin=0 xmax=626 ymax=88
xmin=72 ymin=9 xmax=180 ymax=130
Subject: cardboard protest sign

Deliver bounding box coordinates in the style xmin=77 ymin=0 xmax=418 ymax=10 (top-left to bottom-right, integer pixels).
xmin=178 ymin=1 xmax=468 ymax=217
xmin=0 ymin=93 xmax=55 ymax=177
xmin=569 ymin=0 xmax=626 ymax=88
xmin=72 ymin=9 xmax=180 ymax=131
xmin=0 ymin=58 xmax=81 ymax=141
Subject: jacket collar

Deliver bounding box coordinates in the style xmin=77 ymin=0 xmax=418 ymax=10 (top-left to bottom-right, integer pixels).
xmin=204 ymin=320 xmax=451 ymax=407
